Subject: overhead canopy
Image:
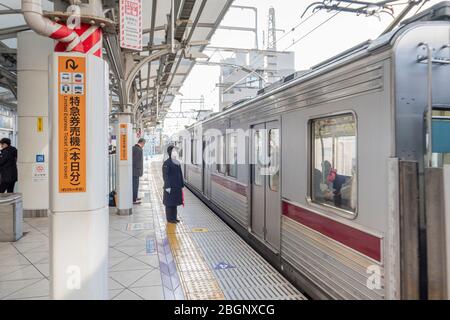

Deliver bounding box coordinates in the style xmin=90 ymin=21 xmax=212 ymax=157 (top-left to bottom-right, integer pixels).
xmin=0 ymin=0 xmax=234 ymax=127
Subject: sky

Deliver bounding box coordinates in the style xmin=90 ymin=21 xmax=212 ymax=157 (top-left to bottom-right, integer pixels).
xmin=163 ymin=0 xmax=441 ymax=135
xmin=0 ymin=0 xmax=441 ymax=135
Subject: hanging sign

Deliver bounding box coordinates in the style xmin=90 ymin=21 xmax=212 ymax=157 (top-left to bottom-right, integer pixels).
xmin=58 ymin=56 xmax=86 ymax=193
xmin=119 ymin=0 xmax=143 ymax=51
xmin=120 ymin=123 xmax=128 ymax=161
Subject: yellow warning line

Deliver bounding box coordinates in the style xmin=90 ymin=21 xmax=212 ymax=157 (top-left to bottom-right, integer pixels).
xmin=150 ymin=161 xmax=225 ymax=300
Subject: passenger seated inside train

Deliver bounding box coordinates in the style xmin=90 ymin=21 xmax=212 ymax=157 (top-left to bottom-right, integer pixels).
xmin=313 ymin=160 xmax=356 ymax=212
xmin=327 ymin=168 xmax=348 ymax=208
xmin=311 ymin=113 xmax=357 ymax=213
xmin=313 ymin=160 xmax=332 ymax=202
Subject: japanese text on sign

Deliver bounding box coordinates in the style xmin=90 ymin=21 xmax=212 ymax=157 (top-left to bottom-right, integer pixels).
xmin=58 ymin=56 xmax=86 ymax=193
xmin=120 ymin=123 xmax=128 ymax=161
xmin=119 ymin=0 xmax=142 ymax=51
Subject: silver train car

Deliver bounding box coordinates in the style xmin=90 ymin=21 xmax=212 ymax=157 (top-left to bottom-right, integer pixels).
xmin=177 ymin=2 xmax=450 ymax=300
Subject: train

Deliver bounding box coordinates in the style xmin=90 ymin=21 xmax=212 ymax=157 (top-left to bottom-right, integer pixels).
xmin=175 ymin=2 xmax=450 ymax=299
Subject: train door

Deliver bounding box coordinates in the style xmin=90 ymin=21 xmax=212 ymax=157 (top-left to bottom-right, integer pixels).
xmin=202 ymin=139 xmax=206 ymax=193
xmin=251 ymin=123 xmax=266 ymax=239
xmin=251 ymin=121 xmax=281 ymax=251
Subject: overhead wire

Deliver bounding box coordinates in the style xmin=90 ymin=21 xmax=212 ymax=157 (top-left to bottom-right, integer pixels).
xmin=185 ymin=1 xmax=426 ymax=107
xmin=220 ymin=0 xmax=418 ymax=77
xmin=413 ymin=0 xmax=430 ymax=15
xmin=0 ymin=2 xmax=16 ymax=11
xmin=208 ymin=8 xmax=323 ymax=95
xmin=211 ymin=3 xmax=350 ymax=95
xmin=283 ymin=8 xmax=344 ymax=51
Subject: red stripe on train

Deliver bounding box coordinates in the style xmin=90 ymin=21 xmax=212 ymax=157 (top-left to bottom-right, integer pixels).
xmin=211 ymin=174 xmax=247 ymax=197
xmin=281 ymin=201 xmax=381 ymax=262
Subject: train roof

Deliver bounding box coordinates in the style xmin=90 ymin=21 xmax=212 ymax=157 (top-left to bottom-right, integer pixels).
xmin=185 ymin=1 xmax=450 ymax=130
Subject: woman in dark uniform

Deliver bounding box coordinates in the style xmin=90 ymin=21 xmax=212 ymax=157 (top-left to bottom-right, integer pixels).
xmin=162 ymin=145 xmax=184 ymax=223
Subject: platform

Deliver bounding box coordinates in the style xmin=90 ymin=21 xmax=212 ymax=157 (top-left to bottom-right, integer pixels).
xmin=0 ymin=156 xmax=305 ymax=300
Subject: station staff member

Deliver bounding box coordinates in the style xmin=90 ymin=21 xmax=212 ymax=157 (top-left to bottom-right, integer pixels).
xmin=0 ymin=138 xmax=18 ymax=193
xmin=162 ymin=145 xmax=184 ymax=223
xmin=132 ymin=138 xmax=146 ymax=204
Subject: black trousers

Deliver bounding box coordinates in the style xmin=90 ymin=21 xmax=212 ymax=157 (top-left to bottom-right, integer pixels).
xmin=132 ymin=176 xmax=140 ymax=202
xmin=0 ymin=181 xmax=15 ymax=193
xmin=165 ymin=206 xmax=178 ymax=222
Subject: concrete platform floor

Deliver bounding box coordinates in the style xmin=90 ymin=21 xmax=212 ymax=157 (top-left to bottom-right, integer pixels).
xmin=0 ymin=156 xmax=305 ymax=300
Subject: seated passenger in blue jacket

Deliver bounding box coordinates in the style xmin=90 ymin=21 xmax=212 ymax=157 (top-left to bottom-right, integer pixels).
xmin=327 ymin=168 xmax=348 ymax=208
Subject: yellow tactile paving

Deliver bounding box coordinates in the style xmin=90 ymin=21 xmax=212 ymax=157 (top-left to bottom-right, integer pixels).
xmin=150 ymin=161 xmax=226 ymax=300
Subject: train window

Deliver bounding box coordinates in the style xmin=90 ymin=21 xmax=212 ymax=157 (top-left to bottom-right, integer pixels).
xmin=178 ymin=138 xmax=183 ymax=160
xmin=311 ymin=114 xmax=357 ymax=214
xmin=217 ymin=134 xmax=226 ymax=174
xmin=227 ymin=133 xmax=238 ymax=178
xmin=253 ymin=130 xmax=263 ymax=186
xmin=208 ymin=136 xmax=215 ymax=165
xmin=269 ymin=128 xmax=280 ymax=191
xmin=191 ymin=138 xmax=196 ymax=165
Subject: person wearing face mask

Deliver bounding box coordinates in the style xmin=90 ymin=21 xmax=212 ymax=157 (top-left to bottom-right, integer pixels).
xmin=132 ymin=138 xmax=146 ymax=204
xmin=0 ymin=138 xmax=18 ymax=193
xmin=162 ymin=145 xmax=184 ymax=223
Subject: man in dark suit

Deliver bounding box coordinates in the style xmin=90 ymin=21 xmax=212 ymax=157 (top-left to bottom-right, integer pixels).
xmin=132 ymin=138 xmax=146 ymax=204
xmin=0 ymin=138 xmax=18 ymax=193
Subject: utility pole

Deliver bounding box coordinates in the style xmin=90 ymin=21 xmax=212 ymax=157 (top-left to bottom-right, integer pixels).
xmin=267 ymin=6 xmax=277 ymax=50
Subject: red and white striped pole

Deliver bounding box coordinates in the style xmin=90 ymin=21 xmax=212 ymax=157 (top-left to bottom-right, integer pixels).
xmin=22 ymin=0 xmax=103 ymax=57
xmin=45 ymin=21 xmax=84 ymax=53
xmin=54 ymin=23 xmax=103 ymax=57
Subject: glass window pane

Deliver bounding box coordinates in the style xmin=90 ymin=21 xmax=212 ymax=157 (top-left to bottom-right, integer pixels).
xmin=269 ymin=128 xmax=280 ymax=191
xmin=217 ymin=135 xmax=226 ymax=174
xmin=311 ymin=114 xmax=357 ymax=213
xmin=191 ymin=139 xmax=194 ymax=164
xmin=178 ymin=142 xmax=183 ymax=159
xmin=254 ymin=130 xmax=262 ymax=186
xmin=228 ymin=133 xmax=238 ymax=178
xmin=194 ymin=139 xmax=198 ymax=165
xmin=216 ymin=135 xmax=221 ymax=172
xmin=209 ymin=136 xmax=215 ymax=165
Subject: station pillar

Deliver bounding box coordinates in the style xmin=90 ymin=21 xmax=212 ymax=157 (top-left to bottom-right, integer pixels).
xmin=115 ymin=113 xmax=133 ymax=215
xmin=17 ymin=31 xmax=52 ymax=217
xmin=49 ymin=52 xmax=109 ymax=299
